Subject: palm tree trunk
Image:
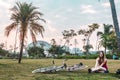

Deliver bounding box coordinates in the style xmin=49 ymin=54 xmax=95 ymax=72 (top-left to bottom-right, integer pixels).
xmin=63 ymin=39 xmax=70 ymax=52
xmin=14 ymin=26 xmax=18 ymax=55
xmin=109 ymin=0 xmax=120 ymax=52
xmin=74 ymin=39 xmax=77 ymax=55
xmin=86 ymin=34 xmax=91 ymax=55
xmin=18 ymin=29 xmax=25 ymax=63
xmin=96 ymin=36 xmax=98 ymax=51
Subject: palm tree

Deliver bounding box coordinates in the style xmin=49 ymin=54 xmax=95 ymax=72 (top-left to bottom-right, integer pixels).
xmin=99 ymin=0 xmax=120 ymax=53
xmin=109 ymin=0 xmax=120 ymax=52
xmin=13 ymin=26 xmax=18 ymax=55
xmin=107 ymin=30 xmax=117 ymax=54
xmin=5 ymin=2 xmax=45 ymax=63
xmin=97 ymin=24 xmax=113 ymax=54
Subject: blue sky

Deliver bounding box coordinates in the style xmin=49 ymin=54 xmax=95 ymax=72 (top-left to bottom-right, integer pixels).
xmin=0 ymin=0 xmax=120 ymax=51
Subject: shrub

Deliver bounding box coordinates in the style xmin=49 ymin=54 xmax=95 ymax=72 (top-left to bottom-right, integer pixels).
xmin=56 ymin=54 xmax=98 ymax=59
xmin=106 ymin=54 xmax=113 ymax=59
xmin=27 ymin=46 xmax=45 ymax=58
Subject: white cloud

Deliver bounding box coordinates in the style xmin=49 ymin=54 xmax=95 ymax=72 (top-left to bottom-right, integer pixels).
xmin=46 ymin=20 xmax=57 ymax=32
xmin=0 ymin=0 xmax=16 ymax=23
xmin=102 ymin=0 xmax=120 ymax=8
xmin=0 ymin=1 xmax=10 ymax=17
xmin=63 ymin=17 xmax=67 ymax=20
xmin=54 ymin=14 xmax=67 ymax=20
xmin=115 ymin=0 xmax=120 ymax=3
xmin=80 ymin=5 xmax=97 ymax=14
xmin=55 ymin=14 xmax=61 ymax=18
xmin=0 ymin=1 xmax=10 ymax=8
xmin=67 ymin=8 xmax=73 ymax=12
xmin=101 ymin=2 xmax=110 ymax=8
xmin=0 ymin=0 xmax=15 ymax=11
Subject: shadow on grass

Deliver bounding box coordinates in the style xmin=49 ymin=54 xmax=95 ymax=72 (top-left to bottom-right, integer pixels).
xmin=0 ymin=63 xmax=10 ymax=68
xmin=34 ymin=71 xmax=120 ymax=80
xmin=110 ymin=73 xmax=120 ymax=79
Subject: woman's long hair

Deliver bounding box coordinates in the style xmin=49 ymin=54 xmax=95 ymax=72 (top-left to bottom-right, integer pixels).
xmin=98 ymin=51 xmax=105 ymax=64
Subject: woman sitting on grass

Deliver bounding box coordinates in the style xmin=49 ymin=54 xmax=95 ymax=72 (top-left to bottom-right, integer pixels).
xmin=88 ymin=51 xmax=109 ymax=73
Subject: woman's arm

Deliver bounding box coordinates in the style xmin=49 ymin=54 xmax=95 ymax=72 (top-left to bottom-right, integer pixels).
xmin=100 ymin=59 xmax=107 ymax=67
xmin=95 ymin=58 xmax=99 ymax=68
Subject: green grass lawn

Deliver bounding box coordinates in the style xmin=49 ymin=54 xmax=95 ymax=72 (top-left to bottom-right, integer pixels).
xmin=0 ymin=59 xmax=120 ymax=80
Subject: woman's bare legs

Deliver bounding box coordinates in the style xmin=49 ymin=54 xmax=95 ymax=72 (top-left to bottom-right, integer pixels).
xmin=91 ymin=66 xmax=106 ymax=72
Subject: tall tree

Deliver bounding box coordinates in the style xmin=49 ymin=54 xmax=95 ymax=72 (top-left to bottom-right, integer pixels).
xmin=5 ymin=2 xmax=45 ymax=63
xmin=48 ymin=39 xmax=66 ymax=57
xmin=109 ymin=0 xmax=120 ymax=52
xmin=62 ymin=29 xmax=77 ymax=52
xmin=51 ymin=39 xmax=56 ymax=46
xmin=99 ymin=0 xmax=120 ymax=53
xmin=27 ymin=46 xmax=45 ymax=58
xmin=97 ymin=24 xmax=113 ymax=54
xmin=107 ymin=30 xmax=117 ymax=54
xmin=74 ymin=39 xmax=78 ymax=55
xmin=78 ymin=23 xmax=99 ymax=55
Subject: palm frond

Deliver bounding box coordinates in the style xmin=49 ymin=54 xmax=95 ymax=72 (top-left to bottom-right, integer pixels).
xmin=30 ymin=22 xmax=44 ymax=37
xmin=28 ymin=12 xmax=44 ymax=21
xmin=30 ymin=29 xmax=37 ymax=43
xmin=5 ymin=23 xmax=17 ymax=37
xmin=97 ymin=31 xmax=103 ymax=36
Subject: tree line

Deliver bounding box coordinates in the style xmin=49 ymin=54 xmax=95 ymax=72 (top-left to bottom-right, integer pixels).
xmin=2 ymin=0 xmax=120 ymax=63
